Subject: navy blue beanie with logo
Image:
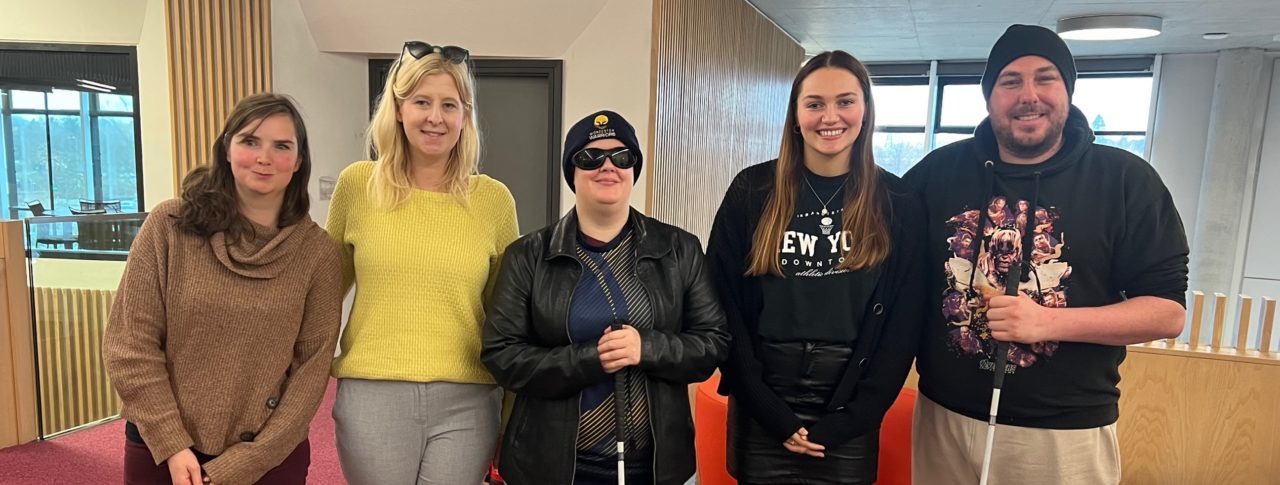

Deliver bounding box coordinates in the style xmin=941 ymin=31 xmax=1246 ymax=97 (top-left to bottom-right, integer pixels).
xmin=562 ymin=110 xmax=643 ymax=192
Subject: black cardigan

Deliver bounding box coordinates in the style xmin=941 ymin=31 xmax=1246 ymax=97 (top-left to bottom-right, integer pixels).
xmin=706 ymin=160 xmax=928 ymax=447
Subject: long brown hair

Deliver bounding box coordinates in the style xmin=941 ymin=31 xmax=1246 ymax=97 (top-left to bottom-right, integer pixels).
xmin=174 ymin=93 xmax=312 ymax=240
xmin=746 ymin=51 xmax=890 ymax=276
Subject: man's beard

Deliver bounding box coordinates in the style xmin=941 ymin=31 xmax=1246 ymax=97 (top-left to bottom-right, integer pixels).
xmin=994 ymin=112 xmax=1066 ymax=160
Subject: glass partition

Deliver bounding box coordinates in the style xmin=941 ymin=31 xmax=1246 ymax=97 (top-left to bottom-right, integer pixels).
xmin=24 ymin=211 xmax=146 ymax=437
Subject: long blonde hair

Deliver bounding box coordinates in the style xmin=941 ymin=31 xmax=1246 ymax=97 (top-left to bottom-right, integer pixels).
xmin=366 ymin=50 xmax=481 ymax=209
xmin=746 ymin=51 xmax=891 ymax=276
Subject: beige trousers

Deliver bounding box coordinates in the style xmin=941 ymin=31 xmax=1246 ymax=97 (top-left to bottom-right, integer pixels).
xmin=911 ymin=394 xmax=1120 ymax=485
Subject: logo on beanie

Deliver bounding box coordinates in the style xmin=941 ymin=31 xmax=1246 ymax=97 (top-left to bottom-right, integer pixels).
xmin=594 ymin=115 xmax=609 ymax=129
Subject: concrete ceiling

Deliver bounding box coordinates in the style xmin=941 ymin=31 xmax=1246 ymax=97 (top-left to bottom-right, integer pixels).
xmin=747 ymin=0 xmax=1280 ymax=61
xmin=296 ymin=0 xmax=607 ymax=57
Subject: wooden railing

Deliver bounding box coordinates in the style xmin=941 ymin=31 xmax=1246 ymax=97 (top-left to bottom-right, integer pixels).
xmin=1141 ymin=291 xmax=1277 ymax=358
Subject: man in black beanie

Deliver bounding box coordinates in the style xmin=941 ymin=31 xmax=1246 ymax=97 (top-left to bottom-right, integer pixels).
xmin=904 ymin=24 xmax=1188 ymax=484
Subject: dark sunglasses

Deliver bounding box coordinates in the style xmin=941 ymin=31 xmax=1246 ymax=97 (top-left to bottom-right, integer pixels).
xmin=572 ymin=147 xmax=637 ymax=170
xmin=401 ymin=41 xmax=470 ymax=64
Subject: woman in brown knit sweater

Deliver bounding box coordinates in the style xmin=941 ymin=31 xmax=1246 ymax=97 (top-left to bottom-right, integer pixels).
xmin=103 ymin=93 xmax=343 ymax=485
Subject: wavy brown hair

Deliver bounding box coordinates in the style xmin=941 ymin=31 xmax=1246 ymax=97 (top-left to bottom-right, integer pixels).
xmin=746 ymin=51 xmax=890 ymax=276
xmin=174 ymin=93 xmax=312 ymax=240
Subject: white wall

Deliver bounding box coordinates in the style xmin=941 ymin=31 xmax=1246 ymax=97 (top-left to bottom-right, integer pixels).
xmin=1149 ymin=52 xmax=1280 ymax=348
xmin=1148 ymin=54 xmax=1217 ymax=247
xmin=558 ymin=0 xmax=654 ymax=215
xmin=136 ymin=0 xmax=174 ymax=210
xmin=1 ymin=0 xmax=174 ymax=210
xmin=0 ymin=0 xmax=147 ymax=44
xmin=294 ymin=0 xmax=606 ymax=58
xmin=1241 ymin=58 xmax=1280 ymax=311
xmin=270 ymin=0 xmax=369 ymax=225
xmin=1148 ymin=52 xmax=1280 ymax=295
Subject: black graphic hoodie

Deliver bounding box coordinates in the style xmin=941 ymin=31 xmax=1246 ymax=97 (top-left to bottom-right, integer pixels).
xmin=903 ymin=105 xmax=1189 ymax=429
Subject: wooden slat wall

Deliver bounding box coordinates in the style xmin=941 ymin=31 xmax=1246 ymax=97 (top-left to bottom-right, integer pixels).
xmin=165 ymin=0 xmax=272 ymax=191
xmin=0 ymin=221 xmax=36 ymax=450
xmin=33 ymin=287 xmax=120 ymax=437
xmin=648 ymin=0 xmax=803 ymax=240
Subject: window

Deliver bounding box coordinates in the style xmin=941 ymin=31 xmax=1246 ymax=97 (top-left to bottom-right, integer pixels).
xmin=869 ymin=57 xmax=1156 ymax=173
xmin=1073 ymin=75 xmax=1153 ymax=157
xmin=871 ymin=81 xmax=930 ymax=176
xmin=1 ymin=44 xmax=142 ymax=217
xmin=2 ymin=88 xmax=140 ymax=217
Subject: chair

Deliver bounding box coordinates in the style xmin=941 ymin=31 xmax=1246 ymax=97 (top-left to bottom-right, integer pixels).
xmin=878 ymin=388 xmax=917 ymax=485
xmin=694 ymin=372 xmax=733 ymax=485
xmin=69 ymin=208 xmax=113 ymax=250
xmin=26 ymin=201 xmax=77 ymax=249
xmin=25 ymin=200 xmax=49 ymax=216
xmin=693 ymin=374 xmax=918 ymax=485
xmin=79 ymin=199 xmax=123 ymax=213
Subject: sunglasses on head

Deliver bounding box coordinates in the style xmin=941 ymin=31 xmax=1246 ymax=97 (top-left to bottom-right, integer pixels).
xmin=401 ymin=41 xmax=470 ymax=64
xmin=572 ymin=147 xmax=637 ymax=170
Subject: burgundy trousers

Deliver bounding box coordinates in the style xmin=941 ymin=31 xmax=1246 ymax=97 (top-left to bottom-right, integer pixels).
xmin=123 ymin=438 xmax=310 ymax=485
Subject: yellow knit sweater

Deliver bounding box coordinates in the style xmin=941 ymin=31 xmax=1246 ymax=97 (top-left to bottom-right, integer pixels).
xmin=326 ymin=161 xmax=519 ymax=384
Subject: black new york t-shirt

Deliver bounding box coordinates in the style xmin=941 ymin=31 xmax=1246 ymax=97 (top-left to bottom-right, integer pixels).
xmin=757 ymin=169 xmax=880 ymax=344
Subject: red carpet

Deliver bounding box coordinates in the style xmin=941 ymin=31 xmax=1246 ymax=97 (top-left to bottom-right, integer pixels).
xmin=0 ymin=379 xmax=344 ymax=484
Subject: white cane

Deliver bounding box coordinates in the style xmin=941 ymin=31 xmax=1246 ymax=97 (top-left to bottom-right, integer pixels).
xmin=979 ymin=262 xmax=1021 ymax=485
xmin=611 ymin=320 xmax=628 ymax=485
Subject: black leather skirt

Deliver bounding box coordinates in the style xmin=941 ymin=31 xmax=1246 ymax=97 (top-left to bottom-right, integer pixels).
xmin=727 ymin=341 xmax=879 ymax=485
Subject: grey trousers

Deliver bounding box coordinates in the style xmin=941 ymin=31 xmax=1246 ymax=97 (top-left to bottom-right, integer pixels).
xmin=333 ymin=378 xmax=502 ymax=485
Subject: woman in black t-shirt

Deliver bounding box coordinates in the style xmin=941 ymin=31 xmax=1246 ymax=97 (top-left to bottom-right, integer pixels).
xmin=706 ymin=50 xmax=928 ymax=485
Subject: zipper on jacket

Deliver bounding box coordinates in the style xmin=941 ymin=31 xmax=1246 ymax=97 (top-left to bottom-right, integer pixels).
xmin=569 ymin=392 xmax=581 ymax=485
xmin=647 ymin=380 xmax=658 ymax=485
xmin=564 ymin=257 xmax=581 ymax=485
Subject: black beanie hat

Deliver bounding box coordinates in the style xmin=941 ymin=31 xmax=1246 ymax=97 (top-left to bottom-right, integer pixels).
xmin=562 ymin=110 xmax=643 ymax=192
xmin=981 ymin=24 xmax=1077 ymax=101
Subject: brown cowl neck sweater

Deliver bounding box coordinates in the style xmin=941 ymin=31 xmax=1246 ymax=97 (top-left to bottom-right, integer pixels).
xmin=103 ymin=199 xmax=343 ymax=485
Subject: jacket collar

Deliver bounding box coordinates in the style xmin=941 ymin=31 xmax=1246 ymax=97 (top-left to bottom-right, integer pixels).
xmin=545 ymin=207 xmax=671 ymax=261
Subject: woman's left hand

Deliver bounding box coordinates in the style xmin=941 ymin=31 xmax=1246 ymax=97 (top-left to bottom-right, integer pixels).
xmin=598 ymin=325 xmax=642 ymax=373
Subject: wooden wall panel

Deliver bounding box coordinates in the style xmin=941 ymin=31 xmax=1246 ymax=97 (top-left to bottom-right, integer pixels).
xmin=649 ymin=0 xmax=803 ymax=240
xmin=165 ymin=0 xmax=272 ymax=192
xmin=1118 ymin=349 xmax=1280 ymax=483
xmin=0 ymin=221 xmax=36 ymax=450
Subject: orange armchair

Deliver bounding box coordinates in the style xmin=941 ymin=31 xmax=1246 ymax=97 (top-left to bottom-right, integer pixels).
xmin=694 ymin=374 xmax=916 ymax=485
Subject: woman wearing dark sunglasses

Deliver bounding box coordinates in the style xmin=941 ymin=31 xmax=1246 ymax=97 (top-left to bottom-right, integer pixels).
xmin=482 ymin=110 xmax=729 ymax=485
xmin=324 ymin=41 xmax=519 ymax=484
xmin=706 ymin=51 xmax=928 ymax=484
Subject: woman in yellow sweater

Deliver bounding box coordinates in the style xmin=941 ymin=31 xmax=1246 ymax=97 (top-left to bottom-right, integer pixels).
xmin=103 ymin=93 xmax=343 ymax=485
xmin=325 ymin=41 xmax=518 ymax=484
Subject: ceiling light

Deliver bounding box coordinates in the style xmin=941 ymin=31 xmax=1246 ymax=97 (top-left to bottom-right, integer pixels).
xmin=75 ymin=79 xmax=116 ymax=91
xmin=1202 ymin=32 xmax=1229 ymax=40
xmin=1057 ymin=15 xmax=1163 ymax=41
xmin=76 ymin=83 xmax=113 ymax=93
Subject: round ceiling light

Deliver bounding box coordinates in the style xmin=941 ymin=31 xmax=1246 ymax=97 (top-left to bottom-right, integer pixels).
xmin=1057 ymin=15 xmax=1163 ymax=41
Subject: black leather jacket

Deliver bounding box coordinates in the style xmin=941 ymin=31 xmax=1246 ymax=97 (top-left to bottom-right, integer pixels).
xmin=482 ymin=209 xmax=730 ymax=485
